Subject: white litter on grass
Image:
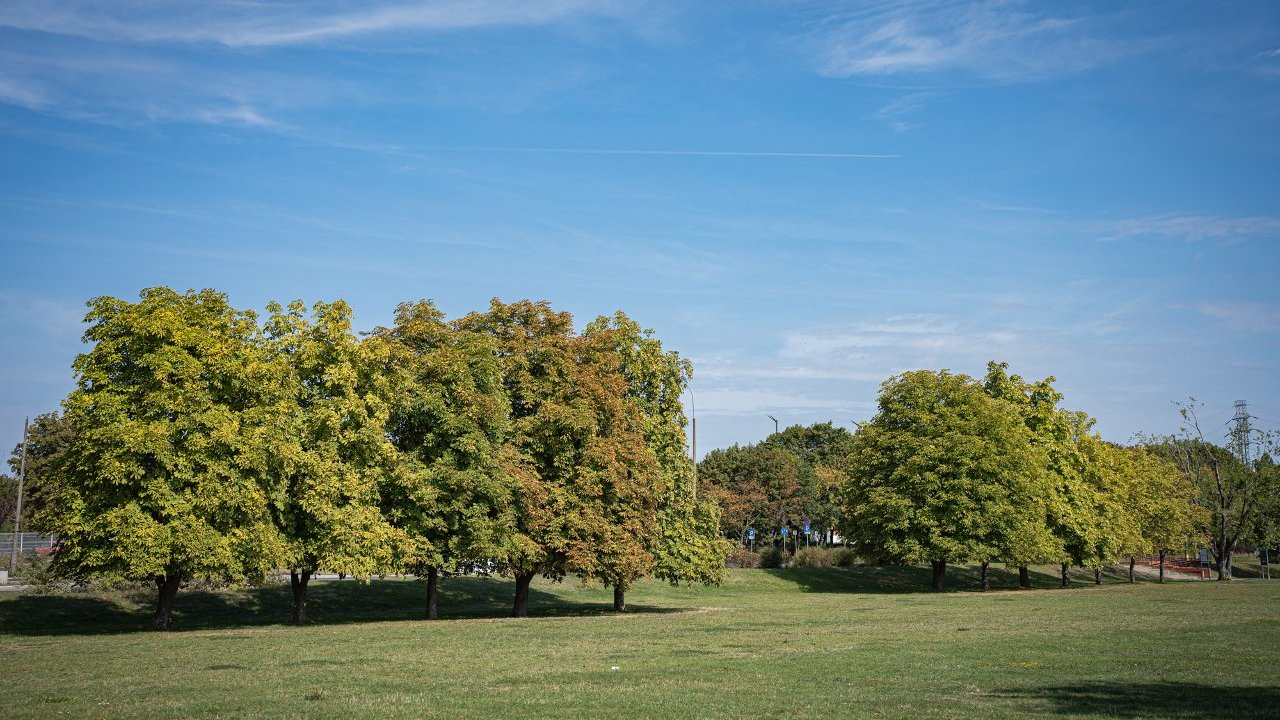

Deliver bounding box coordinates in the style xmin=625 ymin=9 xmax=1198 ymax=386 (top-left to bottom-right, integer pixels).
xmin=611 ymin=666 xmax=620 ymax=671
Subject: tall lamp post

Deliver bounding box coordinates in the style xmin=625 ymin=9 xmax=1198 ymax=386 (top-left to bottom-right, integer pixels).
xmin=767 ymin=414 xmax=778 ymax=435
xmin=9 ymin=417 xmax=28 ymax=574
xmin=687 ymin=387 xmax=697 ymax=501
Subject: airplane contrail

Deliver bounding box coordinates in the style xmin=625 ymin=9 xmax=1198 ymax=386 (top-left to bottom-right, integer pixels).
xmin=432 ymin=147 xmax=901 ymax=159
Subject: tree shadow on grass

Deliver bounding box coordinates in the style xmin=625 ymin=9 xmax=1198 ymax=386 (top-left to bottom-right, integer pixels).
xmin=996 ymin=682 xmax=1280 ymax=719
xmin=0 ymin=576 xmax=686 ymax=636
xmin=764 ymin=563 xmax=1152 ymax=594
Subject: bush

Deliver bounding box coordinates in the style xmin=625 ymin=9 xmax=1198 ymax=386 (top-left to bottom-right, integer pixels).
xmin=758 ymin=547 xmax=792 ymax=569
xmin=14 ymin=552 xmax=63 ymax=592
xmin=794 ymin=546 xmax=835 ymax=567
xmin=831 ymin=547 xmax=858 ymax=567
xmin=727 ymin=547 xmax=760 ymax=568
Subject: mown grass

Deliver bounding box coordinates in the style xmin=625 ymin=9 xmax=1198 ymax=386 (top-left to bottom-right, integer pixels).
xmin=2 ymin=562 xmax=1277 ymax=719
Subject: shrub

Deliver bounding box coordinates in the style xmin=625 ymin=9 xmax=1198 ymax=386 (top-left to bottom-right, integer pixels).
xmin=794 ymin=546 xmax=835 ymax=567
xmin=727 ymin=547 xmax=760 ymax=568
xmin=14 ymin=552 xmax=64 ymax=592
xmin=831 ymin=547 xmax=858 ymax=567
xmin=758 ymin=547 xmax=792 ymax=569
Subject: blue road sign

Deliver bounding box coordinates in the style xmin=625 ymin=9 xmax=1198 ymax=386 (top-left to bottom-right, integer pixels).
xmin=781 ymin=527 xmax=789 ymax=537
xmin=803 ymin=520 xmax=811 ymax=533
xmin=748 ymin=529 xmax=755 ymax=539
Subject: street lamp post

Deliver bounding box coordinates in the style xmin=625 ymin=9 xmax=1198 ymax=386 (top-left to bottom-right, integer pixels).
xmin=767 ymin=414 xmax=778 ymax=435
xmin=688 ymin=388 xmax=697 ymax=501
xmin=9 ymin=417 xmax=27 ymax=574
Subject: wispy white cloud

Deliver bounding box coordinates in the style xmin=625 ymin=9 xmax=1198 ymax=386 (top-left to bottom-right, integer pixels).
xmin=693 ymin=314 xmax=1023 ymax=395
xmin=779 ymin=315 xmax=1020 ymax=369
xmin=1094 ymin=214 xmax=1280 ymax=245
xmin=0 ymin=0 xmax=635 ymax=47
xmin=1197 ymin=302 xmax=1280 ymax=334
xmin=432 ymin=147 xmax=899 ymax=159
xmin=810 ymin=0 xmax=1135 ymax=82
xmin=0 ymin=292 xmax=86 ymax=341
xmin=0 ymin=1 xmax=648 ymax=127
xmin=696 ymin=388 xmax=866 ymax=416
xmin=0 ymin=41 xmax=348 ymax=127
xmin=868 ymin=90 xmax=948 ymax=132
xmin=0 ymin=73 xmax=49 ymax=110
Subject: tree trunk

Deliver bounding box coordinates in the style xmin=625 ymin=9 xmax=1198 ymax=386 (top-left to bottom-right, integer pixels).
xmin=980 ymin=561 xmax=990 ymax=592
xmin=152 ymin=573 xmax=182 ymax=631
xmin=1060 ymin=563 xmax=1070 ymax=588
xmin=613 ymin=585 xmax=626 ymax=612
xmin=930 ymin=560 xmax=946 ymax=591
xmin=1216 ymin=551 xmax=1232 ymax=581
xmin=1128 ymin=556 xmax=1135 ymax=583
xmin=1158 ymin=550 xmax=1166 ymax=584
xmin=1094 ymin=567 xmax=1102 ymax=585
xmin=512 ymin=572 xmax=534 ymax=618
xmin=426 ymin=566 xmax=439 ymax=620
xmin=1018 ymin=565 xmax=1030 ymax=589
xmin=290 ymin=569 xmax=311 ymax=625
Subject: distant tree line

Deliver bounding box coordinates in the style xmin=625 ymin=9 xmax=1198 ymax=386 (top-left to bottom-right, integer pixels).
xmin=699 ymin=363 xmax=1279 ymax=590
xmin=10 ymin=288 xmax=729 ymax=629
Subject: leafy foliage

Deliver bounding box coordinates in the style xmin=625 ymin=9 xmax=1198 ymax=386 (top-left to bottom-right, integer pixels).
xmin=765 ymin=422 xmax=855 ymax=537
xmin=841 ymin=369 xmax=1049 ymax=571
xmin=376 ymin=300 xmax=515 ymax=585
xmin=39 ymin=288 xmax=288 ymax=626
xmin=699 ymin=443 xmax=805 ymax=544
xmin=6 ymin=412 xmax=74 ymax=534
xmin=455 ymin=300 xmax=664 ymax=614
xmin=260 ymin=300 xmax=410 ymax=622
xmin=584 ymin=312 xmax=730 ymax=592
xmin=1158 ymin=402 xmax=1279 ymax=578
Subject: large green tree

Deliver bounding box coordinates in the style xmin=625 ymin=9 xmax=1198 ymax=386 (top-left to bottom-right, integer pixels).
xmin=39 ymin=288 xmax=286 ymax=629
xmin=456 ymin=299 xmax=662 ymax=617
xmin=842 ymin=369 xmax=1048 ymax=591
xmin=584 ymin=312 xmax=729 ymax=611
xmin=376 ymin=300 xmax=515 ymax=620
xmin=261 ymin=300 xmax=410 ymax=624
xmin=983 ymin=362 xmax=1103 ymax=588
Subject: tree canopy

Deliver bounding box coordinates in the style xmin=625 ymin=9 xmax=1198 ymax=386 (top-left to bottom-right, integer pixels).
xmin=39 ymin=288 xmax=287 ymax=629
xmin=455 ymin=299 xmax=665 ymax=617
xmin=841 ymin=369 xmax=1049 ymax=590
xmin=261 ymin=299 xmax=409 ymax=624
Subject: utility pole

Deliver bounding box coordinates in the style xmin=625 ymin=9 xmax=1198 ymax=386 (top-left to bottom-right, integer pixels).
xmin=9 ymin=417 xmax=27 ymax=574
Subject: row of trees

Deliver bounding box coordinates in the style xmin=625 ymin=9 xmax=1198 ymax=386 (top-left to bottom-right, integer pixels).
xmin=700 ymin=362 xmax=1278 ymax=590
xmin=842 ymin=364 xmax=1205 ymax=591
xmin=16 ymin=288 xmax=729 ymax=629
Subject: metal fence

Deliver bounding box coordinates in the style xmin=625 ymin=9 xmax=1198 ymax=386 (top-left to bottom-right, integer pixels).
xmin=0 ymin=533 xmax=56 ymax=556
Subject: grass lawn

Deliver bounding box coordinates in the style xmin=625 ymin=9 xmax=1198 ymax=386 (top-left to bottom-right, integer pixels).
xmin=2 ymin=562 xmax=1278 ymax=719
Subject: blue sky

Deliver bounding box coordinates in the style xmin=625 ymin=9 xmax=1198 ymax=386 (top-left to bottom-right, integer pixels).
xmin=1 ymin=1 xmax=1278 ymax=458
